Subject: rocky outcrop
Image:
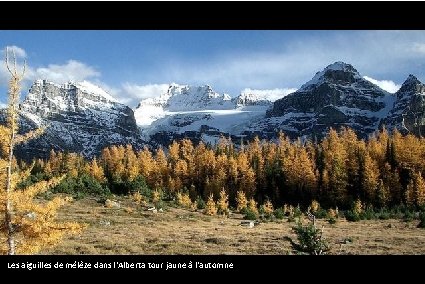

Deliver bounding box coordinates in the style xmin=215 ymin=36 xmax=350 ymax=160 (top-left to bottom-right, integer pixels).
xmin=264 ymin=62 xmax=395 ymax=139
xmin=381 ymin=75 xmax=425 ymax=135
xmin=9 ymin=80 xmax=144 ymax=159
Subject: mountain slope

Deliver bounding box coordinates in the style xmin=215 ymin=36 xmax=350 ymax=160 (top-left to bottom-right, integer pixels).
xmin=12 ymin=80 xmax=143 ymax=159
xmin=381 ymin=74 xmax=425 ymax=135
xmin=133 ymin=83 xmax=287 ymax=147
xmin=263 ymin=62 xmax=396 ymax=139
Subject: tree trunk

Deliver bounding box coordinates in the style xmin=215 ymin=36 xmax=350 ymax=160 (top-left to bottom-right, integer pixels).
xmin=6 ymin=125 xmax=16 ymax=255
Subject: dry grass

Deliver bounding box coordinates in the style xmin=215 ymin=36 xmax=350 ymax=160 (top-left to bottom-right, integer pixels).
xmin=40 ymin=196 xmax=425 ymax=255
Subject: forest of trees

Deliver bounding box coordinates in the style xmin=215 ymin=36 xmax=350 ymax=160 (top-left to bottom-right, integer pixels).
xmin=22 ymin=127 xmax=425 ymax=212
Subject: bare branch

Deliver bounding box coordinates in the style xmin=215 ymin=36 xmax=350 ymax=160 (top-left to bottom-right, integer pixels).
xmin=22 ymin=59 xmax=26 ymax=78
xmin=4 ymin=46 xmax=26 ymax=79
xmin=5 ymin=47 xmax=13 ymax=76
xmin=13 ymin=48 xmax=17 ymax=75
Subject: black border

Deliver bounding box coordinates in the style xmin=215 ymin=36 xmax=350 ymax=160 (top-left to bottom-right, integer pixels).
xmin=0 ymin=254 xmax=422 ymax=278
xmin=1 ymin=0 xmax=425 ymax=278
xmin=1 ymin=1 xmax=425 ymax=30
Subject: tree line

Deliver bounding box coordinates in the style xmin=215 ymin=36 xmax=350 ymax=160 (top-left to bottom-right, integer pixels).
xmin=26 ymin=127 xmax=425 ymax=211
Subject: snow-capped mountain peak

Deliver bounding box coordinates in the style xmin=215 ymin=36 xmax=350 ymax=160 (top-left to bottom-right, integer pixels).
xmin=4 ymin=61 xmax=424 ymax=161
xmin=14 ymin=79 xmax=142 ymax=159
xmin=300 ymin=61 xmax=362 ymax=91
xmin=134 ymin=83 xmax=236 ymax=127
xmin=397 ymin=74 xmax=423 ymax=95
xmin=75 ymin=80 xmax=118 ymax=103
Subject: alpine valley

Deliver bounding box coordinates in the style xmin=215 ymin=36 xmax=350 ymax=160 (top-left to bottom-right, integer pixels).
xmin=2 ymin=62 xmax=425 ymax=160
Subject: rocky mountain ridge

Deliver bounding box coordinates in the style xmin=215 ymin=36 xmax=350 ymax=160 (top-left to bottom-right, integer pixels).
xmin=2 ymin=61 xmax=424 ymax=159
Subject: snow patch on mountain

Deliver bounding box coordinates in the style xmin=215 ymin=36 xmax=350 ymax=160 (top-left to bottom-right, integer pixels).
xmin=75 ymin=80 xmax=118 ymax=102
xmin=238 ymin=88 xmax=297 ymax=104
xmin=14 ymin=79 xmax=142 ymax=159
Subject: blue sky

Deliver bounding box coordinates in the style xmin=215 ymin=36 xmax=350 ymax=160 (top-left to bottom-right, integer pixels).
xmin=1 ymin=30 xmax=425 ymax=107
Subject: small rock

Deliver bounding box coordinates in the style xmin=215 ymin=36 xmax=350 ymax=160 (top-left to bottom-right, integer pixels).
xmin=240 ymin=221 xmax=255 ymax=228
xmin=99 ymin=220 xmax=111 ymax=226
xmin=147 ymin=207 xmax=157 ymax=213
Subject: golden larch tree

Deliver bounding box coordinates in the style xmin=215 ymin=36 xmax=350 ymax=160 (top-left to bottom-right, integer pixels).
xmin=406 ymin=171 xmax=425 ymax=208
xmin=0 ymin=48 xmax=83 ymax=254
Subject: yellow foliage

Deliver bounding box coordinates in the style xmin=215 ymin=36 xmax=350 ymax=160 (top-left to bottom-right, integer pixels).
xmin=263 ymin=200 xmax=274 ymax=215
xmin=176 ymin=192 xmax=192 ymax=208
xmin=327 ymin=208 xmax=338 ymax=219
xmin=0 ymin=175 xmax=85 ymax=254
xmin=0 ymin=50 xmax=84 ymax=255
xmin=248 ymin=198 xmax=258 ymax=214
xmin=204 ymin=194 xmax=217 ymax=216
xmin=405 ymin=171 xmax=425 ymax=207
xmin=152 ymin=189 xmax=161 ymax=204
xmin=309 ymin=200 xmax=320 ymax=213
xmin=236 ymin=191 xmax=248 ymax=212
xmin=217 ymin=189 xmax=229 ymax=216
xmin=353 ymin=199 xmax=363 ymax=215
xmin=284 ymin=204 xmax=294 ymax=217
xmin=132 ymin=191 xmax=145 ymax=206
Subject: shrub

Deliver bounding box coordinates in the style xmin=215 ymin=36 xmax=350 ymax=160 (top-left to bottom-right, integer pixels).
xmin=359 ymin=208 xmax=375 ymax=220
xmin=176 ymin=192 xmax=193 ymax=208
xmin=239 ymin=207 xmax=249 ymax=216
xmin=403 ymin=211 xmax=415 ymax=222
xmin=345 ymin=210 xmax=360 ymax=222
xmin=132 ymin=191 xmax=146 ymax=206
xmin=327 ymin=208 xmax=337 ymax=219
xmin=287 ymin=216 xmax=296 ymax=223
xmin=327 ymin=217 xmax=337 ymax=224
xmin=314 ymin=208 xmax=328 ymax=219
xmin=377 ymin=209 xmax=391 ymax=220
xmin=196 ymin=196 xmax=206 ymax=209
xmin=128 ymin=175 xmax=150 ymax=196
xmin=108 ymin=175 xmax=150 ymax=196
xmin=353 ymin=199 xmax=363 ymax=215
xmin=273 ymin=208 xmax=285 ymax=219
xmin=294 ymin=205 xmax=302 ymax=218
xmin=152 ymin=189 xmax=161 ymax=204
xmin=292 ymin=219 xmax=330 ymax=255
xmin=248 ymin=198 xmax=259 ymax=215
xmin=53 ymin=174 xmax=109 ymax=196
xmin=283 ymin=204 xmax=291 ymax=216
xmin=418 ymin=212 xmax=425 ymax=228
xmin=309 ymin=200 xmax=320 ymax=213
xmin=244 ymin=208 xmax=258 ymax=220
xmin=262 ymin=200 xmax=274 ymax=218
xmin=155 ymin=200 xmax=165 ymax=210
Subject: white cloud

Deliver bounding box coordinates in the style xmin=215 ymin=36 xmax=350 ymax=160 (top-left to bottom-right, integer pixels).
xmin=34 ymin=60 xmax=100 ymax=83
xmin=121 ymin=83 xmax=170 ymax=106
xmin=363 ymin=76 xmax=401 ymax=93
xmin=412 ymin=43 xmax=425 ymax=54
xmin=0 ymin=45 xmax=28 ymax=85
xmin=0 ymin=101 xmax=7 ymax=109
xmin=1 ymin=45 xmax=27 ymax=58
xmin=241 ymin=88 xmax=297 ymax=102
xmin=147 ymin=31 xmax=425 ymax=95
